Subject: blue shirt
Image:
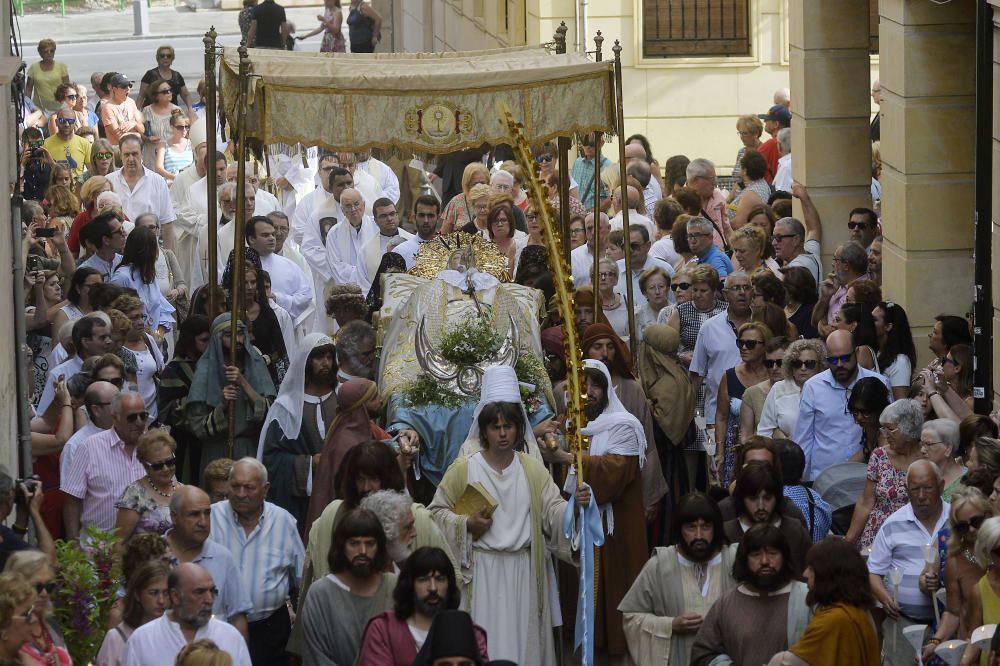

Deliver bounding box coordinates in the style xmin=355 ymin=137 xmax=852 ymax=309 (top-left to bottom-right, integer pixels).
xmin=783 ymin=485 xmax=832 ymax=542
xmin=697 ymin=245 xmax=734 ymax=277
xmin=187 ymin=538 xmax=254 ymax=621
xmin=794 ymin=366 xmax=890 ymax=481
xmin=571 ymin=155 xmax=611 ymax=209
xmin=208 ymin=501 xmax=304 ymax=622
xmin=78 ymin=252 xmax=122 ymax=281
xmin=109 ymin=265 xmax=175 ymax=331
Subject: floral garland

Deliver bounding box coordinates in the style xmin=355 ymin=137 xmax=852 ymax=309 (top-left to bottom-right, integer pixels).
xmin=52 ymin=526 xmax=121 ymax=665
xmin=402 ymin=315 xmax=545 ymax=411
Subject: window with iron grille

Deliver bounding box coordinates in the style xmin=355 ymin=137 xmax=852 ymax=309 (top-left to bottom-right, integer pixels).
xmin=642 ymin=0 xmax=751 ymax=58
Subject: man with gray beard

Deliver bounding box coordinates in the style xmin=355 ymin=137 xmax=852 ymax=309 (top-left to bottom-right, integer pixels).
xmin=124 ymin=563 xmax=251 ymax=666
xmin=336 ymin=320 xmax=377 ymax=382
xmin=360 ymin=490 xmax=418 ymax=565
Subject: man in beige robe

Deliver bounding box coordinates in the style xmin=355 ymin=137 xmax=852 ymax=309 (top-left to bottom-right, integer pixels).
xmin=618 ymin=493 xmax=738 ymax=666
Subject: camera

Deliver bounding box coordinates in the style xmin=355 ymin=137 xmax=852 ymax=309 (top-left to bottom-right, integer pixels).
xmin=14 ymin=475 xmax=40 ymax=504
xmin=26 ymin=255 xmax=42 ymax=272
xmin=34 ymin=228 xmax=56 ymax=238
xmin=29 ymin=147 xmax=41 ymax=159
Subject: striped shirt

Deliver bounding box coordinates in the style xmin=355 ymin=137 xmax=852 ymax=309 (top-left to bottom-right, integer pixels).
xmin=867 ymin=501 xmax=950 ymax=621
xmin=208 ymin=501 xmax=304 ymax=622
xmin=61 ymin=428 xmax=145 ymax=531
xmin=184 ymin=537 xmax=254 ymax=622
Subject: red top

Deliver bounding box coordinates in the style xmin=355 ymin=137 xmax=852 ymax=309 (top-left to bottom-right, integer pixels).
xmin=759 ymin=138 xmax=779 ymax=184
xmin=67 ymin=207 xmax=93 ymax=255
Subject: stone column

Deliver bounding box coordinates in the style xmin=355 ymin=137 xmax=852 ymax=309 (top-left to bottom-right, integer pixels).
xmin=788 ymin=0 xmax=873 ymax=273
xmin=879 ymin=0 xmax=976 ymax=367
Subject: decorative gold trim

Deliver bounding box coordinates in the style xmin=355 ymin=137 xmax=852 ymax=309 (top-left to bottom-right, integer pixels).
xmin=408 ymin=232 xmax=511 ymax=282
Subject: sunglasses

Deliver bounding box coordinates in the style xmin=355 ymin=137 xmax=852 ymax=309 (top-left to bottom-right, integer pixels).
xmin=847 ymin=221 xmax=870 ymax=230
xmin=29 ymin=140 xmax=43 ymax=149
xmin=158 ymin=53 xmax=174 ymax=59
xmin=791 ymin=359 xmax=818 ymax=370
xmin=826 ymin=353 xmax=854 ymax=366
xmin=535 ymin=154 xmax=554 ymax=163
xmin=56 ymin=118 xmax=76 ymax=126
xmin=736 ymin=339 xmax=761 ymax=350
xmin=772 ymin=233 xmax=797 ymax=242
xmin=942 ymin=357 xmax=960 ymax=367
xmin=34 ymin=582 xmax=57 ymax=595
xmin=764 ymin=359 xmax=783 ymax=369
xmin=146 ymin=457 xmax=176 ymax=471
xmin=954 ymin=515 xmax=987 ymax=534
xmin=174 ymin=124 xmax=191 ymax=130
xmin=64 ymin=94 xmax=78 ymax=100
xmin=94 ymin=151 xmax=114 ymax=160
xmin=125 ymin=411 xmax=150 ymax=423
xmin=115 ymin=82 xmax=134 ymax=89
xmin=156 ymin=89 xmax=172 ymax=95
xmin=671 ymin=282 xmax=692 ymax=291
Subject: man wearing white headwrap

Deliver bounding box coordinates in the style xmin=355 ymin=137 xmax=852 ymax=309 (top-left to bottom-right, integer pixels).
xmin=257 ymin=333 xmax=338 ymax=535
xmin=549 ymin=359 xmax=649 ymax=661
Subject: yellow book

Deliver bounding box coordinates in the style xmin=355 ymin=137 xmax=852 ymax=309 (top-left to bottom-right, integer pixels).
xmin=453 ymin=481 xmax=499 ymax=519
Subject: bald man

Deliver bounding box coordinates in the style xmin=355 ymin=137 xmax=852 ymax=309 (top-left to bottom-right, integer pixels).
xmin=43 ymin=107 xmax=91 ymax=181
xmin=124 ymin=563 xmax=252 ymax=666
xmin=793 ymin=330 xmax=889 ymax=480
xmin=166 ymin=486 xmax=252 ymax=638
xmin=571 ymin=212 xmax=610 ymax=288
xmin=324 ymin=187 xmax=377 ymax=289
xmin=867 ymin=459 xmax=947 ymax=665
xmin=610 ymin=185 xmax=655 ymax=239
xmin=60 ymin=380 xmax=120 ymax=482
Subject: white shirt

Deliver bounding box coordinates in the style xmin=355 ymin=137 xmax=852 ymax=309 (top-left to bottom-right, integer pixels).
xmin=773 ymin=153 xmax=792 ymax=193
xmin=571 ymin=244 xmax=595 ymax=288
xmin=643 ymin=177 xmax=663 ymax=218
xmin=325 ymin=217 xmax=377 ymax=288
xmin=124 ymin=615 xmax=251 ymax=666
xmin=610 ymin=209 xmax=656 ymax=239
xmin=293 ymin=186 xmax=336 ymax=277
xmin=786 ymin=239 xmax=822 ymax=286
xmin=254 ymin=187 xmax=282 ymax=215
xmin=259 ymin=252 xmax=313 ymax=321
xmin=37 ymin=355 xmax=83 ymax=415
xmin=106 ymin=168 xmax=176 ymax=225
xmin=394 ymin=236 xmax=435 ymax=269
xmin=689 ymin=312 xmax=741 ymax=426
xmin=794 ymin=366 xmax=890 ymax=480
xmin=357 ymin=157 xmax=400 ymax=204
xmin=755 ymin=379 xmax=802 ymax=438
xmin=60 ymin=422 xmax=102 ymax=482
xmin=650 ymin=235 xmax=681 ymax=266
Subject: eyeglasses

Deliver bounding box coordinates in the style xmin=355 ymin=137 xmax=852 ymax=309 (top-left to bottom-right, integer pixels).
xmin=492 ymin=218 xmax=510 ymax=227
xmin=95 ymin=152 xmax=114 ymax=160
xmin=145 ymin=456 xmax=176 ymax=471
xmin=125 ymin=411 xmax=150 ymax=423
xmin=879 ymin=424 xmax=900 ymax=436
xmin=34 ymin=582 xmax=57 ymax=595
xmin=955 ymin=515 xmax=986 ymax=532
xmin=772 ymin=233 xmax=798 ymax=242
xmin=64 ymin=94 xmax=78 ymax=100
xmin=12 ymin=609 xmax=38 ymax=624
xmin=535 ymin=154 xmax=554 ymax=163
xmin=319 ymin=165 xmax=336 ymax=172
xmin=598 ymin=271 xmax=616 ymax=280
xmin=826 ymin=353 xmax=854 ymax=366
xmin=727 ymin=284 xmax=752 ymax=292
xmin=847 ymin=221 xmax=870 ymax=230
xmin=342 ymin=202 xmax=363 ymax=212
xmin=790 ymin=359 xmax=818 ymax=370
xmin=671 ymin=282 xmax=691 ymax=292
xmin=764 ymin=358 xmax=783 ymax=369
xmin=736 ymin=339 xmax=761 ymax=350
xmin=115 ymin=82 xmax=134 ymax=90
xmin=104 ymin=377 xmax=125 ymax=388
xmin=569 ymin=227 xmax=584 ymax=236
xmin=56 ymin=118 xmax=76 ymax=126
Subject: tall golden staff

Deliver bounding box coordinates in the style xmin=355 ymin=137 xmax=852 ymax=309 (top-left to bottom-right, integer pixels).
xmin=203 ymin=27 xmax=219 ymax=314
xmin=500 ymin=104 xmax=587 ymax=486
xmin=226 ymin=43 xmax=251 ymax=459
xmin=613 ymin=41 xmax=638 ymax=364
xmin=591 ymin=31 xmax=604 ymax=311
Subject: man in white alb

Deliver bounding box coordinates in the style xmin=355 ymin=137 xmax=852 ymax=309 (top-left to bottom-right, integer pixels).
xmin=324 ymin=188 xmax=376 ymax=289
xmin=358 ymin=198 xmax=413 ymax=293
xmin=246 ymin=216 xmax=313 ymax=323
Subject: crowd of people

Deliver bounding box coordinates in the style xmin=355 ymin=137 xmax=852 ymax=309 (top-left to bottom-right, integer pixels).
xmin=6 ymin=29 xmax=1000 ymax=666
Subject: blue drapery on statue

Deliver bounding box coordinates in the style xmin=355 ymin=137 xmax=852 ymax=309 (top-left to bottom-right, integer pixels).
xmin=386 ymin=393 xmax=554 ymax=486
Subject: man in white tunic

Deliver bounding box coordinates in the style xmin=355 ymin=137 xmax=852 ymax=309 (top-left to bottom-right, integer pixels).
xmin=430 ymin=384 xmax=588 ymax=664
xmin=245 ymin=216 xmax=313 ymax=324
xmin=325 ymin=188 xmax=376 ymax=289
xmin=290 ymin=154 xmax=340 ymax=245
xmin=394 ymin=194 xmax=442 ymax=269
xmin=358 ymin=198 xmax=413 ymax=294
xmin=267 ymin=143 xmax=318 ymax=217
xmin=356 ymin=149 xmax=400 ymax=204
xmin=337 ymin=152 xmax=386 ymax=212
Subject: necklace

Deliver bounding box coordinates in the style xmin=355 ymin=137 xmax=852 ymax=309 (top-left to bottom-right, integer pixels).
xmin=962 ymin=547 xmax=979 ymax=566
xmin=148 ymin=476 xmax=176 ymax=498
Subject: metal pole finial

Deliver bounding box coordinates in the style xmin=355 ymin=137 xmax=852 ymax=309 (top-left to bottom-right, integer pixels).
xmin=203 ymin=25 xmax=217 ymax=48
xmin=554 ymin=21 xmax=567 ymax=54
xmin=612 ymin=39 xmax=622 ymax=58
xmin=594 ymin=31 xmax=604 ymax=62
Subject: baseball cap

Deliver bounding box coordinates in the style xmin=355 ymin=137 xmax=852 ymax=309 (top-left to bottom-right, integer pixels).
xmin=758 ymin=105 xmax=791 ymax=127
xmin=108 ymin=72 xmax=133 ymax=89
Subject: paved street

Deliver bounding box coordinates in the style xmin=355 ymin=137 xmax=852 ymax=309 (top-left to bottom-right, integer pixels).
xmin=16 ymin=5 xmax=322 ymax=94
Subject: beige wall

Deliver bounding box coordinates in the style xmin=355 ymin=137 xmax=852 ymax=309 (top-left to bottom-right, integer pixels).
xmin=395 ymin=0 xmax=879 ymax=172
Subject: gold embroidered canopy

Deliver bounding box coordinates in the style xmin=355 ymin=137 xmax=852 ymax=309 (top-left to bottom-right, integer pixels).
xmin=218 ymin=45 xmax=614 ymax=154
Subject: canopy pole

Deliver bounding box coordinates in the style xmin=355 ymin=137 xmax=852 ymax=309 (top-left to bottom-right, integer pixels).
xmin=554 ymin=23 xmax=572 ymax=267
xmin=613 ymin=42 xmax=637 ymax=363
xmin=227 ymin=43 xmax=251 ymax=459
xmin=591 ymin=31 xmax=604 ymax=313
xmin=204 ymin=27 xmax=219 ymax=314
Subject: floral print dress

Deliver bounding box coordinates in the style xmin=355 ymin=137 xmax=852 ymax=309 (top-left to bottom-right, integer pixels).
xmin=859 ymin=446 xmax=909 ymax=549
xmin=115 ymin=479 xmax=173 ymax=536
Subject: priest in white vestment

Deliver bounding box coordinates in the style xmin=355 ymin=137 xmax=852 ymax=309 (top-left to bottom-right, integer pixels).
xmin=324 ymin=188 xmax=377 ymax=290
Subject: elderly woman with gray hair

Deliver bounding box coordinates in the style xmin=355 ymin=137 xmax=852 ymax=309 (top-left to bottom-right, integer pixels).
xmin=919 ymin=418 xmax=966 ymax=501
xmin=845 ymin=398 xmax=925 ymax=549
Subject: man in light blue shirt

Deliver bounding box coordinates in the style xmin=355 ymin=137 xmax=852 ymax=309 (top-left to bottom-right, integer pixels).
xmin=794 ymin=329 xmax=890 ymax=481
xmin=687 ymin=217 xmax=733 ymax=277
xmin=78 ymin=211 xmax=124 ymax=280
xmin=209 ymin=458 xmax=304 ymax=665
